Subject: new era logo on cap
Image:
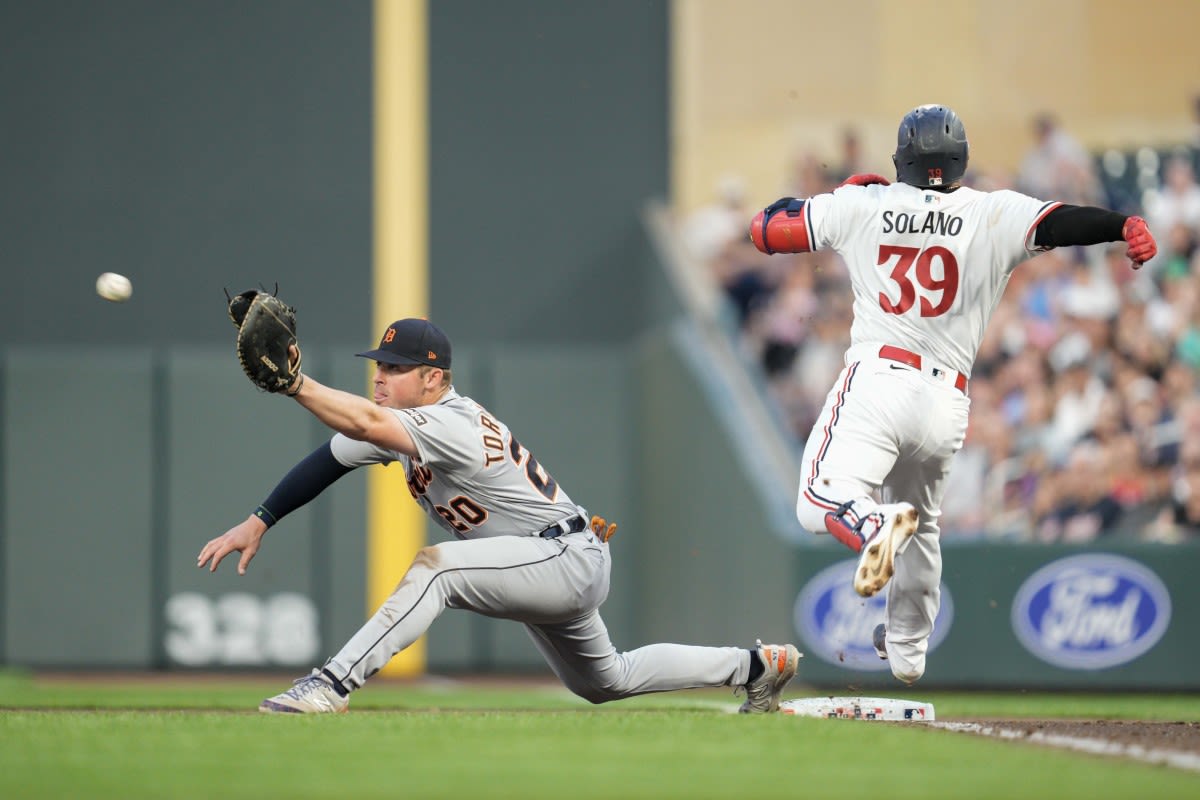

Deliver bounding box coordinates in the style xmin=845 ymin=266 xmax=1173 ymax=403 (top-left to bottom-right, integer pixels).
xmin=356 ymin=318 xmax=452 ymax=368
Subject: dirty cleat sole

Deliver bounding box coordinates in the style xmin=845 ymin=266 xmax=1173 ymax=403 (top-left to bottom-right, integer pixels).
xmin=854 ymin=504 xmax=918 ymax=598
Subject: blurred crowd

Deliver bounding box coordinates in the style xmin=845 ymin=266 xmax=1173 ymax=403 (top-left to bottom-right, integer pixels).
xmin=682 ymin=102 xmax=1200 ymax=543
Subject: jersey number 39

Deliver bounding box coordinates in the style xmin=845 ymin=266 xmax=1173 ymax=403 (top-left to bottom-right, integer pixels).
xmin=877 ymin=244 xmax=959 ymax=317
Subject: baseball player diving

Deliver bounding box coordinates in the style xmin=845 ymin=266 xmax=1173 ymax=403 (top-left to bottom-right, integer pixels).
xmin=748 ymin=104 xmax=1157 ymax=684
xmin=198 ymin=306 xmax=800 ymax=712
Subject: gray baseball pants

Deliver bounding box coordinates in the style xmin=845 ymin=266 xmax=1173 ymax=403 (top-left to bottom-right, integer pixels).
xmin=322 ymin=530 xmax=751 ymax=701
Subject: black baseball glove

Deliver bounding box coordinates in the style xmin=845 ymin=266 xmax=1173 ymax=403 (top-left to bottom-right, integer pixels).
xmin=225 ymin=288 xmax=303 ymax=394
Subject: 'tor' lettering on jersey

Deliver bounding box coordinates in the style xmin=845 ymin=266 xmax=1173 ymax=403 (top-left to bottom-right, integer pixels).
xmin=478 ymin=411 xmax=507 ymax=467
xmin=881 ymin=210 xmax=964 ymax=236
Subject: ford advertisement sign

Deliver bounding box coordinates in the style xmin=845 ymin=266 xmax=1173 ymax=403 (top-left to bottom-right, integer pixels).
xmin=1011 ymin=554 xmax=1172 ymax=670
xmin=793 ymin=560 xmax=953 ymax=671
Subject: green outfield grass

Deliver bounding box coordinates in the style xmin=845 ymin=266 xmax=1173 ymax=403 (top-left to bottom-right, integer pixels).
xmin=1 ymin=670 xmax=1197 ymax=799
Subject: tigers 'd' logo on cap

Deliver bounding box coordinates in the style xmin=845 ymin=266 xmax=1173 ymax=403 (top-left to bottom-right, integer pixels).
xmin=355 ymin=318 xmax=452 ymax=368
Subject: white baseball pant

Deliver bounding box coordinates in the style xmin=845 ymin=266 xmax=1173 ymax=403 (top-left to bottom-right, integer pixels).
xmin=795 ymin=343 xmax=969 ymax=682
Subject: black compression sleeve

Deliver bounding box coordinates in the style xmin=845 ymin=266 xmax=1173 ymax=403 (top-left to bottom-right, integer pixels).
xmin=1033 ymin=204 xmax=1128 ymax=249
xmin=254 ymin=440 xmax=355 ymax=528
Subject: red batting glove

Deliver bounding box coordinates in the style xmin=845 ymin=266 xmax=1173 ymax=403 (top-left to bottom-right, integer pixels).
xmin=839 ymin=173 xmax=891 ymax=188
xmin=1122 ymin=216 xmax=1156 ymax=267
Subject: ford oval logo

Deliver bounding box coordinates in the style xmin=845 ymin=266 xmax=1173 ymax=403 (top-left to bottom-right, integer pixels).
xmin=793 ymin=560 xmax=953 ymax=671
xmin=1011 ymin=554 xmax=1171 ymax=670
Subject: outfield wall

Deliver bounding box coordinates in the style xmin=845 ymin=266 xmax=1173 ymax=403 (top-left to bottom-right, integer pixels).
xmin=4 ymin=341 xmax=1196 ymax=690
xmin=0 ymin=344 xmax=632 ymax=673
xmin=0 ymin=1 xmax=663 ymax=674
xmin=789 ymin=541 xmax=1199 ymax=690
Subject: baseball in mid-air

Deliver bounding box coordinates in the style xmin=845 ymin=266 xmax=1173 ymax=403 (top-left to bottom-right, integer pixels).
xmin=96 ymin=272 xmax=133 ymax=302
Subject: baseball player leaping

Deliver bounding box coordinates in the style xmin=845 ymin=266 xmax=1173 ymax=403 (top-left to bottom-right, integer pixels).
xmin=198 ymin=317 xmax=800 ymax=713
xmin=749 ymin=104 xmax=1157 ymax=684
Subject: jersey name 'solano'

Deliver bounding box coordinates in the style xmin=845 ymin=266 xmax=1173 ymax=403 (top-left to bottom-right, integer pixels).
xmin=880 ymin=210 xmax=964 ymax=236
xmin=807 ymin=182 xmax=1059 ymax=375
xmin=328 ymin=388 xmax=578 ymax=538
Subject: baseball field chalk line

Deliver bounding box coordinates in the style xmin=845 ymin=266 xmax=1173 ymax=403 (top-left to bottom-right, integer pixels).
xmin=930 ymin=721 xmax=1200 ymax=772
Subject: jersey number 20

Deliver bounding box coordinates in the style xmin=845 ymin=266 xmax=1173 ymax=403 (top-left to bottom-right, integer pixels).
xmin=877 ymin=245 xmax=959 ymax=317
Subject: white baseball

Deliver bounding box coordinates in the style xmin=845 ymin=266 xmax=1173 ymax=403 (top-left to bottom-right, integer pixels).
xmin=96 ymin=272 xmax=133 ymax=302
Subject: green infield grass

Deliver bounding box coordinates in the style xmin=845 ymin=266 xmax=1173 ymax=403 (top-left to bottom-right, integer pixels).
xmin=1 ymin=670 xmax=1197 ymax=799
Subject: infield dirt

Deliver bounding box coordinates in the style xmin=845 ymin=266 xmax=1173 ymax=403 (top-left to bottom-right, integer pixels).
xmin=951 ymin=719 xmax=1200 ymax=753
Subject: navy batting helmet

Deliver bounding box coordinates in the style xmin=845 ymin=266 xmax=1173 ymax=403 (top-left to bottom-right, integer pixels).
xmin=892 ymin=105 xmax=969 ymax=188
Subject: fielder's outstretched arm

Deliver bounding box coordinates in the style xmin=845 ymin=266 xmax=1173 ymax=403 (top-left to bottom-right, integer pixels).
xmin=199 ymin=356 xmax=421 ymax=574
xmin=284 ymin=370 xmax=418 ymax=456
xmin=197 ymin=440 xmax=354 ymax=574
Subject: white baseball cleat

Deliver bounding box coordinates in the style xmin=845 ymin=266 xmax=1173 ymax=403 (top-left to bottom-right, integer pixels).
xmin=854 ymin=502 xmax=918 ymax=598
xmin=259 ymin=669 xmax=349 ymax=714
xmin=737 ymin=640 xmax=802 ymax=713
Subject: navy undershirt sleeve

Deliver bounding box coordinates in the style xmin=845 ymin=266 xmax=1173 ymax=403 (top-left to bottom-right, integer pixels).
xmin=1034 ymin=204 xmax=1127 ymax=249
xmin=254 ymin=440 xmax=355 ymax=528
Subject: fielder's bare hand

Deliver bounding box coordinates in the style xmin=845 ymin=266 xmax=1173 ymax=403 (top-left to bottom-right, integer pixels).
xmin=197 ymin=515 xmax=269 ymax=575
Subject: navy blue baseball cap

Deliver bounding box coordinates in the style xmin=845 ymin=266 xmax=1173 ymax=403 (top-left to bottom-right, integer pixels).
xmin=356 ymin=318 xmax=452 ymax=368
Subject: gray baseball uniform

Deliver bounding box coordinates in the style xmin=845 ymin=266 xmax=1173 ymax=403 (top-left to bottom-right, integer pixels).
xmin=203 ymin=315 xmax=800 ymax=713
xmin=321 ymin=387 xmax=750 ymax=700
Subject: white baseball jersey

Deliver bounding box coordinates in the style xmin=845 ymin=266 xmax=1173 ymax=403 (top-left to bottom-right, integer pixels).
xmin=803 ymin=183 xmax=1059 ymax=375
xmin=329 ymin=387 xmax=580 ymax=538
xmin=788 ymin=181 xmax=1060 ymax=685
